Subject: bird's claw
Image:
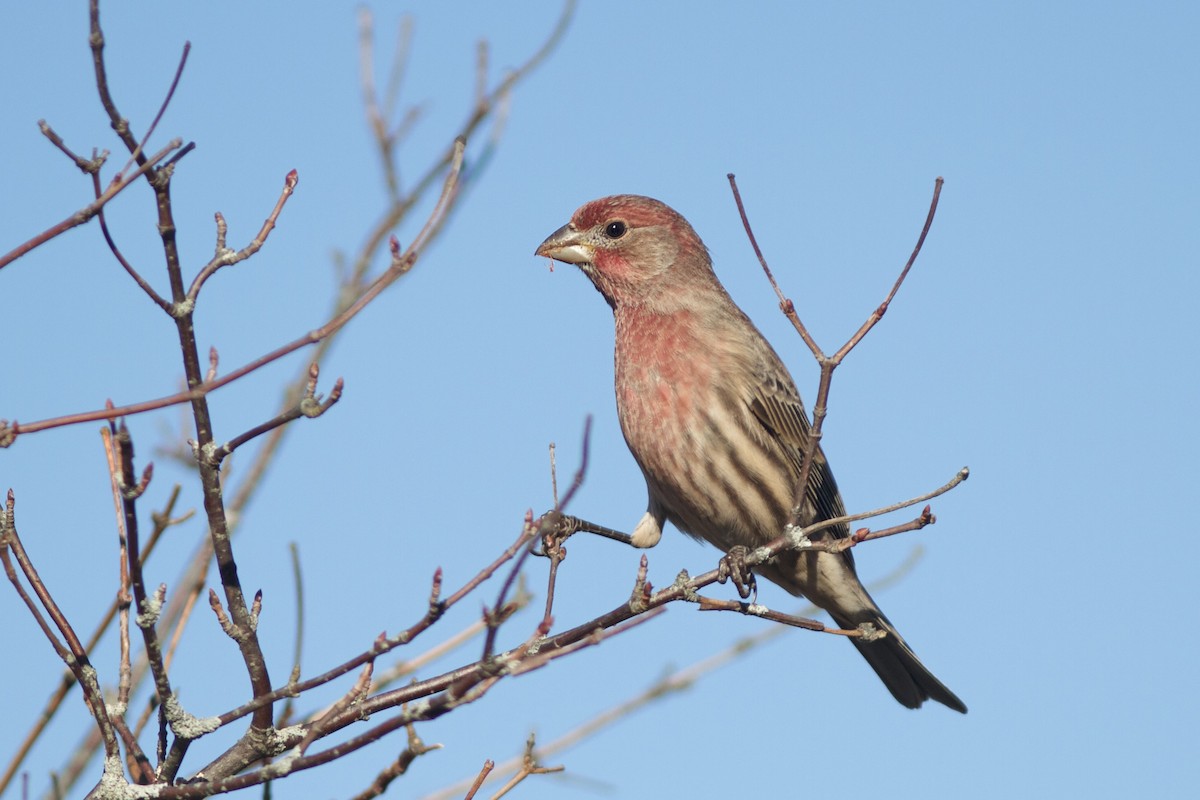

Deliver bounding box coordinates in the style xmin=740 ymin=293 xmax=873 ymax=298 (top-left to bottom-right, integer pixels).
xmin=717 ymin=545 xmax=757 ymax=601
xmin=533 ymin=510 xmax=577 ymax=557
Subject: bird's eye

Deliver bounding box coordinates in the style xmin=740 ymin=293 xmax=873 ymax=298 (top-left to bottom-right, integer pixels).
xmin=604 ymin=221 xmax=627 ymax=239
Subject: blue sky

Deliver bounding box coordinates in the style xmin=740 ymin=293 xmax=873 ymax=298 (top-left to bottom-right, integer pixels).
xmin=1 ymin=2 xmax=1196 ymax=798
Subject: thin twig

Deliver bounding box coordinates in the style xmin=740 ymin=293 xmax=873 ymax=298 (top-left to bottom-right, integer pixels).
xmin=364 ymin=580 xmax=531 ymax=698
xmin=4 ymin=144 xmax=462 ymax=442
xmin=726 ymin=174 xmax=945 ymax=529
xmin=166 ymin=465 xmax=959 ymax=796
xmin=359 ymin=10 xmax=416 ymax=200
xmin=7 ymin=3 xmax=580 ymax=793
xmin=0 ymin=487 xmax=187 ymax=793
xmin=90 ymin=0 xmax=140 ymax=156
xmin=297 ymin=660 xmax=375 ymax=756
xmin=490 ymin=734 xmax=563 ymax=799
xmin=276 ymin=542 xmax=306 ymax=727
xmin=114 ymin=42 xmax=191 ymax=179
xmin=208 ymin=364 xmax=343 ymax=464
xmin=186 ymin=170 xmax=300 ymax=302
xmin=483 ymin=417 xmax=591 ymax=659
xmin=463 ymin=760 xmax=494 ymax=800
xmin=0 ymin=492 xmax=122 ymax=762
xmin=695 ymin=596 xmax=829 ymax=630
xmin=423 ymin=551 xmax=926 ymax=800
xmin=100 ymin=423 xmax=134 ymax=711
xmin=207 ymin=518 xmax=538 ymax=730
xmin=111 ymin=423 xmax=176 ymax=718
xmin=0 ymin=139 xmax=183 ymax=271
xmin=347 ymin=721 xmax=441 ymax=800
xmin=726 ymin=172 xmax=823 ymax=357
xmin=92 ymin=0 xmax=280 ymax=755
xmin=508 ymin=608 xmax=667 ymax=676
xmin=830 ymin=177 xmax=944 ymax=362
xmin=38 ymin=120 xmax=103 ymax=173
xmin=92 ymin=163 xmax=172 ymax=311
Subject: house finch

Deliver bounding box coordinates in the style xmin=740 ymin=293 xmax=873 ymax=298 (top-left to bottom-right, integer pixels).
xmin=536 ymin=194 xmax=965 ymax=713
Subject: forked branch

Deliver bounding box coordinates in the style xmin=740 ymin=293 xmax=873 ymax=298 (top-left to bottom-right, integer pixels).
xmin=727 ymin=174 xmax=946 ymax=528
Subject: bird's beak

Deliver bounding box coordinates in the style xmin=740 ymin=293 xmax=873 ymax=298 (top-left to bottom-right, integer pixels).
xmin=535 ymin=224 xmax=594 ymax=265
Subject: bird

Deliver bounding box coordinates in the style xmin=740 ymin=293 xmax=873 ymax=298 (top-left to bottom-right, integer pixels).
xmin=535 ymin=194 xmax=965 ymax=713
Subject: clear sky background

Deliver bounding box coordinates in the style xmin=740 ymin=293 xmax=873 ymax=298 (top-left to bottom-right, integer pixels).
xmin=1 ymin=2 xmax=1196 ymax=798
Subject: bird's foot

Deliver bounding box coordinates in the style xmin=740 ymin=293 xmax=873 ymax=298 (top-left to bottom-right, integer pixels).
xmin=717 ymin=545 xmax=757 ymax=601
xmin=533 ymin=511 xmax=634 ymax=556
xmin=533 ymin=510 xmax=577 ymax=557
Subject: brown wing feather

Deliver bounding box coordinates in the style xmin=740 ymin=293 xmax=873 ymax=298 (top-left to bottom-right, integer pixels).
xmin=747 ymin=374 xmax=850 ymax=543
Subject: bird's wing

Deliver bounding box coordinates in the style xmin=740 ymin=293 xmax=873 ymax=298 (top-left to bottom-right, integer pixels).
xmin=747 ymin=371 xmax=849 ymax=541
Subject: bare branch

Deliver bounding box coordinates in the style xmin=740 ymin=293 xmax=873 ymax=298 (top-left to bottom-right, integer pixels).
xmin=463 ymin=761 xmax=494 ymax=800
xmin=38 ymin=120 xmax=104 ymax=173
xmin=0 ymin=487 xmax=187 ymax=792
xmin=104 ymin=423 xmax=175 ymax=731
xmin=0 ymin=139 xmax=183 ymax=272
xmin=491 ymin=734 xmax=564 ymax=799
xmin=831 ymin=176 xmax=945 ymax=361
xmin=0 ymin=492 xmax=122 ymax=763
xmin=424 ymin=550 xmax=927 ymax=800
xmin=348 ymin=721 xmax=442 ymax=800
xmin=695 ymin=596 xmax=829 ymax=630
xmin=115 ymin=42 xmax=191 ymax=179
xmin=93 ymin=162 xmax=172 ymax=311
xmin=2 ymin=143 xmax=463 ymax=444
xmin=726 ymin=174 xmax=947 ymax=530
xmin=208 ymin=363 xmax=343 ymax=464
xmin=186 ymin=169 xmax=300 ymax=303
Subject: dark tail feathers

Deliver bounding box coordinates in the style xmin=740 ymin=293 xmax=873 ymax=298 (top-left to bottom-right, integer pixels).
xmin=832 ymin=610 xmax=967 ymax=713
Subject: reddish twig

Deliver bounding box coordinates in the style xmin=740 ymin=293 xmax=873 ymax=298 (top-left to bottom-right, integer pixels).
xmin=726 ymin=174 xmax=945 ymax=528
xmin=100 ymin=422 xmax=135 ymax=712
xmin=483 ymin=417 xmax=591 ymax=659
xmin=6 ymin=2 xmax=580 ymax=794
xmin=463 ymin=760 xmax=495 ymax=800
xmin=425 ymin=551 xmax=927 ymax=800
xmin=358 ymin=10 xmax=416 ymax=200
xmin=98 ymin=423 xmax=156 ymax=783
xmin=1 ymin=143 xmax=463 ymax=445
xmin=161 ymin=466 xmax=960 ymax=795
xmin=38 ymin=119 xmax=104 ymax=173
xmin=785 ymin=469 xmax=967 ymax=552
xmin=0 ymin=487 xmax=188 ymax=793
xmin=298 ymin=659 xmax=376 ymax=756
xmin=536 ymin=443 xmax=567 ymax=625
xmin=107 ymin=424 xmax=175 ymax=731
xmin=86 ymin=32 xmax=193 ymax=312
xmin=204 ymin=517 xmax=536 ymax=732
xmin=92 ymin=162 xmax=172 ymax=311
xmin=186 ymin=170 xmax=300 ymax=303
xmin=208 ymin=363 xmax=343 ymax=464
xmin=0 ymin=492 xmax=122 ymax=763
xmin=0 ymin=139 xmax=183 ymax=271
xmin=527 ymin=468 xmax=966 ymax=663
xmin=115 ymin=41 xmax=191 ymax=179
xmin=695 ymin=596 xmax=841 ymax=633
xmin=347 ymin=721 xmax=441 ymax=800
xmin=490 ymin=734 xmax=564 ymax=799
xmin=508 ymin=607 xmax=667 ymax=677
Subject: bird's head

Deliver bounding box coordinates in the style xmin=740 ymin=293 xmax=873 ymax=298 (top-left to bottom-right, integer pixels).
xmin=535 ymin=195 xmax=713 ymax=309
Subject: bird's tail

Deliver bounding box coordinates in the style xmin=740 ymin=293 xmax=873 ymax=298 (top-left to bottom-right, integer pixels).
xmin=762 ymin=551 xmax=966 ymax=713
xmin=828 ymin=605 xmax=967 ymax=713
